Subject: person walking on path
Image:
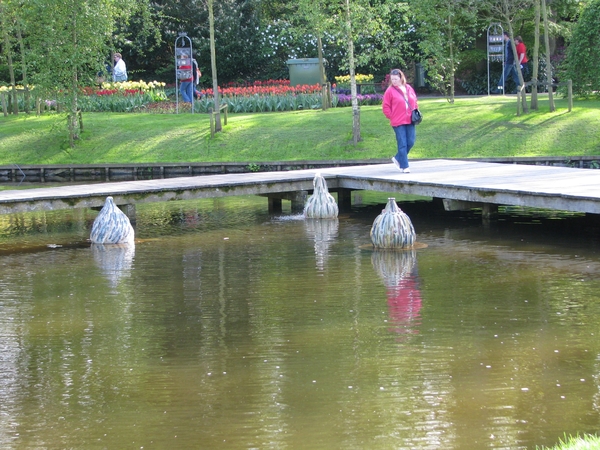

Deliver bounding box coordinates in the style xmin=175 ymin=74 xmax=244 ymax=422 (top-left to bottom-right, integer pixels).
xmin=112 ymin=53 xmax=127 ymax=82
xmin=193 ymin=58 xmax=203 ymax=99
xmin=382 ymin=68 xmax=418 ymax=174
xmin=515 ymin=36 xmax=529 ymax=81
xmin=493 ymin=32 xmax=519 ymax=93
xmin=178 ymin=52 xmax=194 ymax=103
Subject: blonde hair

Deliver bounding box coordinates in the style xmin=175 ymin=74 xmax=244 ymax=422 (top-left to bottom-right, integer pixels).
xmin=389 ymin=68 xmax=406 ymax=86
xmin=114 ymin=52 xmax=122 ymax=59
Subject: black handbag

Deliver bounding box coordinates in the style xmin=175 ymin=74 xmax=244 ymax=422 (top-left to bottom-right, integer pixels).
xmin=411 ymin=109 xmax=422 ymax=125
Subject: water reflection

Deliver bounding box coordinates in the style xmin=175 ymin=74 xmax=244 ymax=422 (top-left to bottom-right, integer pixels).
xmin=304 ymin=218 xmax=339 ymax=271
xmin=91 ymin=243 xmax=135 ymax=290
xmin=371 ymin=249 xmax=422 ymax=337
xmin=1 ymin=196 xmax=600 ymax=449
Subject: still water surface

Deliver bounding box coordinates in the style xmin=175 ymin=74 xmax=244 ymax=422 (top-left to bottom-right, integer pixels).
xmin=0 ymin=194 xmax=599 ymax=449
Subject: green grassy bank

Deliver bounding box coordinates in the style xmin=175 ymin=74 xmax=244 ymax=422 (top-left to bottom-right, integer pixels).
xmin=1 ymin=95 xmax=598 ymax=165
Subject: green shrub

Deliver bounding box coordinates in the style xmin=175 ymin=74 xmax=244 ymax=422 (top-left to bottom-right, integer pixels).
xmin=560 ymin=0 xmax=600 ymax=97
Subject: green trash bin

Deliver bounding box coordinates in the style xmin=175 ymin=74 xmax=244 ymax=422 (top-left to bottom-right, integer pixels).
xmin=287 ymin=58 xmax=322 ymax=86
xmin=415 ymin=63 xmax=425 ymax=88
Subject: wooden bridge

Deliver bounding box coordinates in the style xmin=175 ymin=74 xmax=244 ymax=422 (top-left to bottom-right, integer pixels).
xmin=0 ymin=159 xmax=599 ymax=217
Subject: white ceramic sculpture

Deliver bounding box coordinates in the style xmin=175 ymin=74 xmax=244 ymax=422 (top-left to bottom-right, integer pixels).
xmin=303 ymin=173 xmax=339 ymax=219
xmin=90 ymin=196 xmax=135 ymax=245
xmin=370 ymin=198 xmax=415 ymax=249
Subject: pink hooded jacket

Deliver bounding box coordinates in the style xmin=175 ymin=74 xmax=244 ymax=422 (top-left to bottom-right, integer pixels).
xmin=382 ymin=84 xmax=418 ymax=127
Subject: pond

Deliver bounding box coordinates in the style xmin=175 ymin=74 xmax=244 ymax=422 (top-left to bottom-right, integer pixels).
xmin=0 ymin=192 xmax=599 ymax=449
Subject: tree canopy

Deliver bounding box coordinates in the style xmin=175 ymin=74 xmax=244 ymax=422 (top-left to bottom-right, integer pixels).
xmin=560 ymin=0 xmax=600 ymax=96
xmin=0 ymin=0 xmax=594 ymax=92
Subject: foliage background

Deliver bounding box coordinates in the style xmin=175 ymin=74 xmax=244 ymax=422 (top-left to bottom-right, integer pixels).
xmin=0 ymin=0 xmax=597 ymax=97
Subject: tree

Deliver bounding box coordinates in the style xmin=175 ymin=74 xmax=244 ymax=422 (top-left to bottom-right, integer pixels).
xmin=485 ymin=0 xmax=534 ymax=113
xmin=289 ymin=0 xmax=331 ymax=108
xmin=207 ymin=0 xmax=222 ymax=132
xmin=343 ymin=0 xmax=360 ymax=144
xmin=561 ymin=0 xmax=600 ymax=97
xmin=22 ymin=0 xmax=148 ymax=146
xmin=541 ymin=0 xmax=555 ymax=111
xmin=530 ymin=0 xmax=540 ymax=109
xmin=410 ymin=0 xmax=479 ymax=103
xmin=0 ymin=0 xmax=19 ymax=114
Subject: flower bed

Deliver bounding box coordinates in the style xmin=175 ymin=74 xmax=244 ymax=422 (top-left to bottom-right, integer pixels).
xmin=0 ymin=78 xmax=383 ymax=115
xmin=333 ymin=93 xmax=384 ymax=107
xmin=333 ymin=74 xmax=378 ymax=95
xmin=78 ymin=81 xmax=167 ymax=112
xmin=195 ymin=80 xmax=323 ymax=113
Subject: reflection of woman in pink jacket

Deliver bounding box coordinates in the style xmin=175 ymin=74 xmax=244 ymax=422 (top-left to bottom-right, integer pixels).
xmin=382 ymin=68 xmax=418 ymax=173
xmin=387 ymin=276 xmax=422 ymax=337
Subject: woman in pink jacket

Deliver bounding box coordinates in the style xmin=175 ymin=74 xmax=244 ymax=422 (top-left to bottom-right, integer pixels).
xmin=382 ymin=69 xmax=418 ymax=173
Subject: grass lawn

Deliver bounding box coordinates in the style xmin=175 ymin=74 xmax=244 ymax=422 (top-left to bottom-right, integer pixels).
xmin=537 ymin=434 xmax=600 ymax=450
xmin=1 ymin=95 xmax=599 ymax=165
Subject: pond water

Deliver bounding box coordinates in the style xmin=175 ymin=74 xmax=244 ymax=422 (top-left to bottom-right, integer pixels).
xmin=0 ymin=193 xmax=599 ymax=449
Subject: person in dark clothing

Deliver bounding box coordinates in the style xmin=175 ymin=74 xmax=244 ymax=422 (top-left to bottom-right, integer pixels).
xmin=492 ymin=32 xmax=520 ymax=94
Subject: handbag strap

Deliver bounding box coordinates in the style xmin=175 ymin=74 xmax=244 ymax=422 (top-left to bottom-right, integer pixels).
xmin=393 ymin=86 xmax=410 ymax=109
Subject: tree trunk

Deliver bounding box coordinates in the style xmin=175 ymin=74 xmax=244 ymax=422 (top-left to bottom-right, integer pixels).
xmin=317 ymin=35 xmax=329 ymax=110
xmin=531 ymin=0 xmax=540 ymax=109
xmin=541 ymin=0 xmax=554 ymax=111
xmin=0 ymin=3 xmax=18 ymax=115
xmin=506 ymin=23 xmax=528 ymax=113
xmin=68 ymin=10 xmax=80 ymax=146
xmin=16 ymin=22 xmax=29 ymax=114
xmin=448 ymin=17 xmax=455 ymax=104
xmin=345 ymin=0 xmax=360 ymax=144
xmin=208 ymin=0 xmax=221 ymax=132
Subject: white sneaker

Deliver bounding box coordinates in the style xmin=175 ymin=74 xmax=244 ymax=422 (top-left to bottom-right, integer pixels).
xmin=403 ymin=168 xmax=411 ymax=173
xmin=391 ymin=157 xmax=401 ymax=170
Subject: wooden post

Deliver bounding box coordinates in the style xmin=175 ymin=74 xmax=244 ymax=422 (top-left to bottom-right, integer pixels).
xmin=24 ymin=87 xmax=30 ymax=114
xmin=516 ymin=91 xmax=521 ymax=116
xmin=1 ymin=92 xmax=6 ymax=117
xmin=78 ymin=110 xmax=83 ymax=131
xmin=567 ymin=79 xmax=573 ymax=112
xmin=520 ymin=85 xmax=528 ymax=114
xmin=209 ymin=107 xmax=215 ymax=138
xmin=222 ymin=104 xmax=228 ymax=126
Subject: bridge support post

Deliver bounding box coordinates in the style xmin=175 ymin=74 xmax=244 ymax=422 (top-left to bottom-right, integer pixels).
xmin=481 ymin=203 xmax=498 ymax=219
xmin=290 ymin=191 xmax=307 ymax=213
xmin=336 ymin=188 xmax=353 ymax=213
xmin=121 ymin=204 xmax=137 ymax=225
xmin=264 ymin=191 xmax=307 ymax=214
xmin=268 ymin=197 xmax=282 ymax=214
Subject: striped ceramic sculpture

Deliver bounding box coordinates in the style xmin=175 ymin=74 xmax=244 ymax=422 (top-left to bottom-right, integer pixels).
xmin=90 ymin=196 xmax=135 ymax=245
xmin=303 ymin=173 xmax=339 ymax=219
xmin=370 ymin=198 xmax=415 ymax=249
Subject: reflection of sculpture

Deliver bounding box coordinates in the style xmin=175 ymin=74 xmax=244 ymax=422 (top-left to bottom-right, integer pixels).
xmin=304 ymin=173 xmax=339 ymax=219
xmin=92 ymin=243 xmax=135 ymax=288
xmin=370 ymin=198 xmax=415 ymax=249
xmin=90 ymin=196 xmax=135 ymax=244
xmin=305 ymin=218 xmax=339 ymax=271
xmin=372 ymin=250 xmax=422 ymax=337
